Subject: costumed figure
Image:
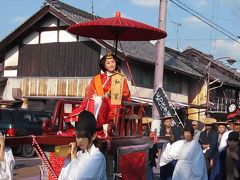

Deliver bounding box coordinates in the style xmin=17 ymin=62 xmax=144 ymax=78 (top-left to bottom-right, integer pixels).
xmin=0 ymin=132 xmax=15 ymax=180
xmin=59 ymin=110 xmax=107 ymax=180
xmin=160 ymin=126 xmax=208 ymax=180
xmin=66 ymin=52 xmax=131 ymax=136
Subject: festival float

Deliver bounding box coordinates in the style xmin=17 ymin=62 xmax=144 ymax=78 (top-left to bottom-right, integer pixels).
xmin=6 ymin=12 xmax=169 ymax=180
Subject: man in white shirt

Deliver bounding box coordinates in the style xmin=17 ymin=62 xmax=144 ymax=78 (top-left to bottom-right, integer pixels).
xmin=218 ymin=118 xmax=240 ymax=152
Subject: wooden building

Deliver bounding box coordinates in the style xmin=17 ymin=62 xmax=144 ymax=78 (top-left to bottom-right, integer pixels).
xmin=0 ymin=0 xmax=239 ymax=121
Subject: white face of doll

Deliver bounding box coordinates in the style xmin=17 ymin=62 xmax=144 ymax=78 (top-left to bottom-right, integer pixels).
xmin=104 ymin=58 xmax=116 ymax=73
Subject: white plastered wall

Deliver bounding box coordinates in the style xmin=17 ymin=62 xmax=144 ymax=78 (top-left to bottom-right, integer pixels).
xmin=41 ymin=31 xmax=58 ymax=43
xmin=59 ymin=30 xmax=77 ymax=42
xmin=4 ymin=46 xmax=19 ymax=77
xmin=23 ymin=31 xmax=39 ymax=45
xmin=2 ymin=78 xmax=21 ymax=100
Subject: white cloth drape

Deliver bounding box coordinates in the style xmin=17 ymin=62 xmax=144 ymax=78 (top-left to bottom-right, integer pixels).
xmin=0 ymin=147 xmax=15 ymax=180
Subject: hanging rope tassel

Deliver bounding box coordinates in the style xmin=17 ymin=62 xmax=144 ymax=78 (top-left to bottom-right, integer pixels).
xmin=31 ymin=136 xmax=58 ymax=180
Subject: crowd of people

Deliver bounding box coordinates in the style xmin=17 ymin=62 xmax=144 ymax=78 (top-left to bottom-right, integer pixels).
xmin=151 ymin=115 xmax=240 ymax=180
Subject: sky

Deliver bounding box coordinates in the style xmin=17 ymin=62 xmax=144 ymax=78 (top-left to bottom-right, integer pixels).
xmin=1 ymin=0 xmax=240 ymax=70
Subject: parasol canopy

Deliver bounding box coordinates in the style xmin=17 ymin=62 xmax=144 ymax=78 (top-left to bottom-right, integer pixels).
xmin=68 ymin=11 xmax=167 ymax=42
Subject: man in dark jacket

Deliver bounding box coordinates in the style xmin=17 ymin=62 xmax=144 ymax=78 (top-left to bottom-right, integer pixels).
xmin=210 ymin=131 xmax=240 ymax=180
xmin=199 ymin=118 xmax=218 ymax=176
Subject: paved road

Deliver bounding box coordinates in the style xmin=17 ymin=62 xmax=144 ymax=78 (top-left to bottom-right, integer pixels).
xmin=13 ymin=156 xmax=41 ymax=180
xmin=12 ymin=156 xmax=161 ymax=180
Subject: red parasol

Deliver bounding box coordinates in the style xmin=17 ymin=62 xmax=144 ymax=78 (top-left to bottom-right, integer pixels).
xmin=68 ymin=12 xmax=167 ymax=53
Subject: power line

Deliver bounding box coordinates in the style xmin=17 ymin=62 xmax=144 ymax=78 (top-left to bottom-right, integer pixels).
xmin=169 ymin=0 xmax=240 ymax=45
xmin=174 ymin=0 xmax=237 ymax=38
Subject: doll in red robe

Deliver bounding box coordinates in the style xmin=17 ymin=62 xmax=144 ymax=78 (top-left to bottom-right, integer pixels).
xmin=67 ymin=52 xmax=131 ymax=135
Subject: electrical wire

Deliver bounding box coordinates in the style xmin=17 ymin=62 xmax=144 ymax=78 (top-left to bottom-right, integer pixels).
xmin=174 ymin=0 xmax=237 ymax=38
xmin=169 ymin=0 xmax=240 ymax=44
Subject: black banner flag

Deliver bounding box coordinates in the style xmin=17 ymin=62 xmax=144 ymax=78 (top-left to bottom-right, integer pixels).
xmin=153 ymin=87 xmax=184 ymax=127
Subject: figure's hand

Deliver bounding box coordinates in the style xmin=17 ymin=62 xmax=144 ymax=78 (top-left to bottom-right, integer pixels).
xmin=69 ymin=142 xmax=77 ymax=159
xmin=202 ymin=144 xmax=210 ymax=149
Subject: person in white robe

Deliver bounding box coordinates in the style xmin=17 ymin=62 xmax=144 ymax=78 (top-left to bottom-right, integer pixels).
xmin=0 ymin=132 xmax=15 ymax=180
xmin=59 ymin=110 xmax=107 ymax=180
xmin=160 ymin=126 xmax=208 ymax=180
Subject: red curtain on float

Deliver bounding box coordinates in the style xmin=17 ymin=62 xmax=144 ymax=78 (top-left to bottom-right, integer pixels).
xmin=119 ymin=151 xmax=147 ymax=180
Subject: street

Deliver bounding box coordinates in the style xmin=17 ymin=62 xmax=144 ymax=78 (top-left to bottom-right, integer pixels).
xmin=13 ymin=156 xmax=41 ymax=180
xmin=12 ymin=155 xmax=160 ymax=180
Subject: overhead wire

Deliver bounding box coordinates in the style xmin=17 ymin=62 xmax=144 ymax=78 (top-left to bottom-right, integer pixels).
xmin=169 ymin=0 xmax=240 ymax=45
xmin=222 ymin=0 xmax=240 ymax=18
xmin=173 ymin=0 xmax=237 ymax=38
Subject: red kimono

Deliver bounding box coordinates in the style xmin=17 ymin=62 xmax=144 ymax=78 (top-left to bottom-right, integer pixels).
xmin=67 ymin=72 xmax=131 ymax=129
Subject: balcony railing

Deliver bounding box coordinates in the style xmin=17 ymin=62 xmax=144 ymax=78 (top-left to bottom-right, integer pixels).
xmin=209 ymin=97 xmax=240 ymax=113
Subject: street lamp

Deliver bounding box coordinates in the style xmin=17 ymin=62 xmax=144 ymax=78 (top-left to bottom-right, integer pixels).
xmin=206 ymin=56 xmax=237 ymax=116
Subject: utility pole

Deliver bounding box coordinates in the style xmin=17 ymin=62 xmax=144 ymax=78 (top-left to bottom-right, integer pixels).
xmin=91 ymin=0 xmax=95 ymax=19
xmin=151 ymin=0 xmax=168 ymax=135
xmin=172 ymin=21 xmax=181 ymax=50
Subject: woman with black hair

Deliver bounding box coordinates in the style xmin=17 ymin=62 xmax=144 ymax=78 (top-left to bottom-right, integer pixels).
xmin=59 ymin=110 xmax=107 ymax=180
xmin=67 ymin=52 xmax=131 ymax=132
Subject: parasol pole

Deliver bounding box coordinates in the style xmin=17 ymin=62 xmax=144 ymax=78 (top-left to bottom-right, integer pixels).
xmin=151 ymin=0 xmax=168 ymax=136
xmin=115 ymin=39 xmax=118 ymax=56
xmin=115 ymin=32 xmax=120 ymax=56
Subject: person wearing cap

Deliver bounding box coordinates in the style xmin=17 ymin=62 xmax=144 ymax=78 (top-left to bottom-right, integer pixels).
xmin=199 ymin=117 xmax=218 ymax=176
xmin=160 ymin=126 xmax=207 ymax=180
xmin=214 ymin=121 xmax=228 ymax=149
xmin=59 ymin=110 xmax=107 ymax=180
xmin=160 ymin=116 xmax=181 ymax=143
xmin=191 ymin=120 xmax=201 ymax=141
xmin=219 ymin=116 xmax=240 ymax=152
xmin=210 ymin=131 xmax=240 ymax=180
xmin=0 ymin=132 xmax=15 ymax=180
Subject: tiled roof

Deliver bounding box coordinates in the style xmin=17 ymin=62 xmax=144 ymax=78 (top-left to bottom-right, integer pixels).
xmin=45 ymin=0 xmax=96 ymax=23
xmin=182 ymin=47 xmax=240 ymax=87
xmin=104 ymin=40 xmax=204 ymax=78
